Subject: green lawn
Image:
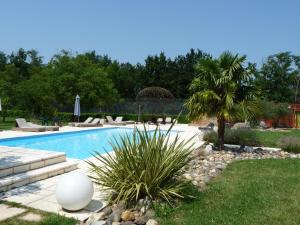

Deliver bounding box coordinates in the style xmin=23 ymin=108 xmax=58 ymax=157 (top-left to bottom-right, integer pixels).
xmin=253 ymin=129 xmax=300 ymax=147
xmin=0 ymin=201 xmax=77 ymax=225
xmin=0 ymin=117 xmax=16 ymax=130
xmin=157 ymin=159 xmax=300 ymax=225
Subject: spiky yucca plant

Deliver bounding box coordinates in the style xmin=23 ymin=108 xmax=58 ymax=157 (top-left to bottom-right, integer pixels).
xmin=87 ymin=124 xmax=194 ymax=205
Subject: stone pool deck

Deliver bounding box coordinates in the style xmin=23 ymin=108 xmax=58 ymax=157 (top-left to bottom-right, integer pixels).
xmin=0 ymin=124 xmax=203 ymax=221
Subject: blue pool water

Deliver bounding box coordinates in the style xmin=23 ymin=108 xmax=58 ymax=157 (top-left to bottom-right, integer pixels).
xmin=0 ymin=128 xmax=175 ymax=159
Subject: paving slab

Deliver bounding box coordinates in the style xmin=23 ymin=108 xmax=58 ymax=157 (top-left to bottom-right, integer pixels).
xmin=19 ymin=212 xmax=42 ymax=222
xmin=0 ymin=204 xmax=27 ymax=221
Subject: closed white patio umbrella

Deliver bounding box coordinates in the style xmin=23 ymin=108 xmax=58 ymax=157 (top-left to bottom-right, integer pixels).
xmin=0 ymin=98 xmax=2 ymax=112
xmin=74 ymin=95 xmax=80 ymax=122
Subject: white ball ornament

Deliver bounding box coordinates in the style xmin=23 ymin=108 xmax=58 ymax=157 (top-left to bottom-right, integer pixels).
xmin=56 ymin=171 xmax=94 ymax=211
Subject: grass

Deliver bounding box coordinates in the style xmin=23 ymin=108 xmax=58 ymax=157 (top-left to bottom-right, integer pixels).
xmin=0 ymin=201 xmax=77 ymax=225
xmin=157 ymin=159 xmax=300 ymax=225
xmin=253 ymin=129 xmax=300 ymax=147
xmin=204 ymin=129 xmax=300 ymax=149
xmin=0 ymin=117 xmax=16 ymax=130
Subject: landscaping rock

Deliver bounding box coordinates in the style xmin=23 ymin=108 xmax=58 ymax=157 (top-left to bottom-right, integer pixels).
xmin=102 ymin=206 xmax=113 ymax=216
xmin=182 ymin=144 xmax=300 ymax=190
xmin=112 ymin=222 xmax=121 ymax=225
xmin=121 ymin=210 xmax=135 ymax=221
xmin=204 ymin=144 xmax=213 ymax=154
xmin=134 ymin=215 xmax=149 ymax=225
xmin=85 ymin=212 xmax=106 ymax=225
xmin=121 ymin=221 xmax=135 ymax=225
xmin=244 ymin=146 xmax=254 ymax=153
xmin=108 ymin=209 xmax=122 ymax=222
xmin=145 ymin=219 xmax=159 ymax=225
xmin=90 ymin=221 xmax=106 ymax=225
xmin=144 ymin=209 xmax=155 ymax=219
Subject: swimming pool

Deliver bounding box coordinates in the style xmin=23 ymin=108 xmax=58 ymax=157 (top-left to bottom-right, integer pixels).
xmin=0 ymin=127 xmax=175 ymax=159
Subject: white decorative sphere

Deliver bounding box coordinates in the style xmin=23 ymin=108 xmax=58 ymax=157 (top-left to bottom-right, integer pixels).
xmin=56 ymin=171 xmax=94 ymax=211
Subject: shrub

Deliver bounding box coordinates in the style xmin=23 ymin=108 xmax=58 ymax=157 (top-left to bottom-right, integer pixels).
xmin=203 ymin=129 xmax=260 ymax=146
xmin=87 ymin=125 xmax=194 ymax=205
xmin=257 ymin=100 xmax=292 ymax=128
xmin=278 ymin=136 xmax=300 ymax=153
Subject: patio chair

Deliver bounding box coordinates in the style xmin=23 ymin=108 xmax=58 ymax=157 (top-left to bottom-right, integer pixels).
xmin=13 ymin=118 xmax=46 ymax=132
xmin=69 ymin=117 xmax=93 ymax=127
xmin=106 ymin=116 xmax=126 ymax=125
xmin=99 ymin=118 xmax=106 ymax=125
xmin=115 ymin=116 xmax=135 ymax=124
xmin=77 ymin=118 xmax=103 ymax=127
xmin=165 ymin=117 xmax=172 ymax=124
xmin=157 ymin=118 xmax=163 ymax=124
xmin=19 ymin=118 xmax=59 ymax=131
xmin=198 ymin=122 xmax=215 ymax=132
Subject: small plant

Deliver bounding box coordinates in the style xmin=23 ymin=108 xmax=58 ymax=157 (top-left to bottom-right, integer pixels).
xmin=203 ymin=129 xmax=260 ymax=147
xmin=278 ymin=136 xmax=300 ymax=153
xmin=88 ymin=124 xmax=194 ymax=205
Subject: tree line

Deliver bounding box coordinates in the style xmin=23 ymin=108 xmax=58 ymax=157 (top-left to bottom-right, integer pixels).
xmin=0 ymin=48 xmax=299 ymax=117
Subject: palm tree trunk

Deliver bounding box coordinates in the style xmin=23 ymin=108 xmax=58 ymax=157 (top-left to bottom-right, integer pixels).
xmin=217 ymin=115 xmax=225 ymax=150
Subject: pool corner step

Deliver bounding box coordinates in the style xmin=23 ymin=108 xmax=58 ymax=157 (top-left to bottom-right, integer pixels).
xmin=0 ymin=147 xmax=66 ymax=178
xmin=0 ymin=160 xmax=78 ymax=192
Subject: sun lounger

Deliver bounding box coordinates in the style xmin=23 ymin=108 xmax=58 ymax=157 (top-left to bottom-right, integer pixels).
xmin=69 ymin=117 xmax=93 ymax=127
xmin=99 ymin=119 xmax=106 ymax=125
xmin=165 ymin=117 xmax=172 ymax=124
xmin=198 ymin=122 xmax=215 ymax=132
xmin=14 ymin=118 xmax=46 ymax=132
xmin=106 ymin=116 xmax=126 ymax=125
xmin=157 ymin=118 xmax=163 ymax=124
xmin=27 ymin=122 xmax=59 ymax=131
xmin=77 ymin=118 xmax=103 ymax=127
xmin=16 ymin=118 xmax=59 ymax=131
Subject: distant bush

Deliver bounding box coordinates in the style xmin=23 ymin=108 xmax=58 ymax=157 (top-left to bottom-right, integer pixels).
xmin=203 ymin=128 xmax=260 ymax=146
xmin=257 ymin=100 xmax=292 ymax=128
xmin=278 ymin=136 xmax=300 ymax=153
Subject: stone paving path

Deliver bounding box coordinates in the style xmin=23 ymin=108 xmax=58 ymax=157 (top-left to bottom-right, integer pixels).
xmin=0 ymin=203 xmax=27 ymax=221
xmin=19 ymin=212 xmax=42 ymax=222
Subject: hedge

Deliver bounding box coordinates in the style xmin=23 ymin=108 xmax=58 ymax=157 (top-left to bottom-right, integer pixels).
xmin=2 ymin=109 xmax=190 ymax=124
xmin=57 ymin=112 xmax=190 ymax=124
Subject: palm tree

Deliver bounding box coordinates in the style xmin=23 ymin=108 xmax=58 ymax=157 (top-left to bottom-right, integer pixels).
xmin=186 ymin=52 xmax=258 ymax=150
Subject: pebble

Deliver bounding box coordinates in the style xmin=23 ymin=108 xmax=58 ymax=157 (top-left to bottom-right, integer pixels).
xmin=182 ymin=145 xmax=300 ymax=190
xmin=145 ymin=219 xmax=159 ymax=225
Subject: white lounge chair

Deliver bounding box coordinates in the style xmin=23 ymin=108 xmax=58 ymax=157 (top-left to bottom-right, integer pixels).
xmin=69 ymin=117 xmax=93 ymax=127
xmin=14 ymin=118 xmax=59 ymax=132
xmin=77 ymin=118 xmax=102 ymax=127
xmin=99 ymin=118 xmax=106 ymax=125
xmin=157 ymin=118 xmax=163 ymax=124
xmin=165 ymin=117 xmax=172 ymax=124
xmin=106 ymin=116 xmax=126 ymax=125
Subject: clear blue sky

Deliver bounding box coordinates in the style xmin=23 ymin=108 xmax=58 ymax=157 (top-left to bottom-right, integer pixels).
xmin=0 ymin=0 xmax=299 ymax=65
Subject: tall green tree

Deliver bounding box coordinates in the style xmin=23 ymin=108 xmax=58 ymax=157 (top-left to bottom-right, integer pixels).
xmin=47 ymin=51 xmax=119 ymax=111
xmin=186 ymin=52 xmax=258 ymax=150
xmin=256 ymin=52 xmax=297 ymax=103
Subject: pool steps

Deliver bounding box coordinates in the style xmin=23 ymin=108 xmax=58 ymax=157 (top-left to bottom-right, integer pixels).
xmin=0 ymin=146 xmax=78 ymax=192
